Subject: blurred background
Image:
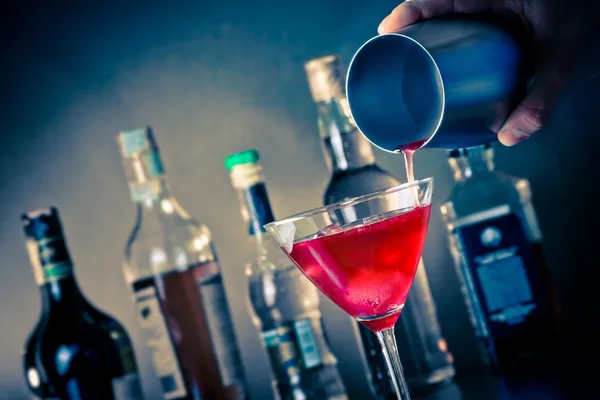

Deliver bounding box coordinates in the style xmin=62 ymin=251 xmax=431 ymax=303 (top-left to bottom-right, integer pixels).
xmin=1 ymin=1 xmax=600 ymax=399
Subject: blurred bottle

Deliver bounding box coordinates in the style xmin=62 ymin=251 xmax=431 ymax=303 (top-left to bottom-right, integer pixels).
xmin=117 ymin=127 xmax=247 ymax=400
xmin=21 ymin=207 xmax=143 ymax=399
xmin=225 ymin=149 xmax=348 ymax=400
xmin=304 ymin=55 xmax=455 ymax=398
xmin=441 ymin=145 xmax=562 ymax=369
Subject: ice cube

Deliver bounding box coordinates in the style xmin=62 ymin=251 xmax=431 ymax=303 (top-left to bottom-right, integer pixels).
xmin=361 ymin=214 xmax=385 ymax=226
xmin=283 ymin=223 xmax=343 ymax=251
xmin=314 ymin=224 xmax=344 ymax=238
xmin=361 ymin=209 xmax=406 ymax=226
xmin=273 ymin=222 xmax=296 ymax=253
xmin=340 ymin=219 xmax=365 ymax=230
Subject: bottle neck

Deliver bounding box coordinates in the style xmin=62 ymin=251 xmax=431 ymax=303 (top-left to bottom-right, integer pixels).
xmin=132 ymin=176 xmax=179 ymax=213
xmin=26 ymin=237 xmax=84 ymax=310
xmin=240 ymin=181 xmax=275 ymax=237
xmin=121 ymin=143 xmax=187 ymax=216
xmin=317 ymin=98 xmax=376 ymax=173
xmin=121 ymin=138 xmax=177 ymax=212
xmin=253 ymin=231 xmax=278 ymax=265
xmin=244 ymin=187 xmax=284 ymax=276
xmin=231 ymin=164 xmax=277 ymax=263
xmin=448 ymin=147 xmax=495 ymax=182
xmin=39 ymin=276 xmax=85 ymax=311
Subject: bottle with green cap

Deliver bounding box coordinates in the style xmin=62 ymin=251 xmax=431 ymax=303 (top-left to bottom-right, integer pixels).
xmin=226 ymin=149 xmax=348 ymax=400
xmin=117 ymin=127 xmax=248 ymax=400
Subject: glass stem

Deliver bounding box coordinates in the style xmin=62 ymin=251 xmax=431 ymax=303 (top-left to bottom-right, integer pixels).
xmin=375 ymin=328 xmax=411 ymax=400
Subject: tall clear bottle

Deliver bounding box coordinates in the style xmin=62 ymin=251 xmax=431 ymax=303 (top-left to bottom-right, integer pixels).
xmin=440 ymin=145 xmax=562 ymax=369
xmin=225 ymin=149 xmax=348 ymax=400
xmin=304 ymin=55 xmax=455 ymax=398
xmin=116 ymin=127 xmax=247 ymax=400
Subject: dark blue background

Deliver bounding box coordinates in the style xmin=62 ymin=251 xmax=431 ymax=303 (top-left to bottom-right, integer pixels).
xmin=1 ymin=1 xmax=599 ymax=398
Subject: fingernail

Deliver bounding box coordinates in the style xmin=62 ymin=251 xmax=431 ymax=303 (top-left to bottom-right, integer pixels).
xmin=378 ymin=15 xmax=390 ymax=34
xmin=498 ymin=128 xmax=530 ymax=147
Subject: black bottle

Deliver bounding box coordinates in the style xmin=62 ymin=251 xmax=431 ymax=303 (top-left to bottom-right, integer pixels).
xmin=21 ymin=207 xmax=144 ymax=399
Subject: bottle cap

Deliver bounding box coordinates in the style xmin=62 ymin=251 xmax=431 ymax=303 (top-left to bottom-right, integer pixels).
xmin=304 ymin=54 xmax=345 ymax=102
xmin=224 ymin=149 xmax=260 ymax=171
xmin=21 ymin=207 xmax=63 ymax=241
xmin=22 ymin=207 xmax=73 ymax=282
xmin=117 ymin=126 xmax=159 ymax=158
xmin=116 ymin=127 xmax=165 ymax=201
xmin=225 ymin=149 xmax=265 ymax=191
xmin=225 ymin=150 xmax=274 ymax=234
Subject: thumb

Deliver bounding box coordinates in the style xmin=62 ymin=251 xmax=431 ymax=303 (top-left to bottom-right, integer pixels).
xmin=379 ymin=0 xmax=493 ymax=34
xmin=497 ymin=61 xmax=568 ymax=147
xmin=497 ymin=3 xmax=584 ymax=147
xmin=379 ymin=1 xmax=454 ymax=34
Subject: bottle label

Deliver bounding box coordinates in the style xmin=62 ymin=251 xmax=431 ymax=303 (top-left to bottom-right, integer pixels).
xmin=293 ymin=319 xmax=322 ymax=369
xmin=262 ymin=319 xmax=324 ymax=378
xmin=112 ymin=373 xmax=144 ymax=399
xmin=453 ymin=209 xmax=546 ymax=340
xmin=22 ymin=208 xmax=74 ymax=283
xmin=262 ymin=319 xmax=349 ymax=398
xmin=197 ymin=274 xmax=245 ymax=389
xmin=25 ymin=238 xmax=73 ymax=283
xmin=134 ymin=286 xmax=188 ymax=399
xmin=262 ymin=325 xmax=302 ymax=383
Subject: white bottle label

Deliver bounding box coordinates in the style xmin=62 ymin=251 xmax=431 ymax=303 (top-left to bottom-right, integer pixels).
xmin=134 ymin=286 xmax=188 ymax=399
xmin=198 ymin=275 xmax=245 ymax=388
xmin=293 ymin=319 xmax=322 ymax=369
xmin=453 ymin=209 xmax=545 ymax=337
xmin=475 ymin=253 xmax=534 ymax=323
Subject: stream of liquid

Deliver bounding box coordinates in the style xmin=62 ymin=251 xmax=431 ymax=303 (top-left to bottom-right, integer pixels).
xmin=403 ymin=150 xmax=415 ymax=185
xmin=394 ymin=139 xmax=424 ymax=205
xmin=397 ymin=149 xmax=419 ymax=207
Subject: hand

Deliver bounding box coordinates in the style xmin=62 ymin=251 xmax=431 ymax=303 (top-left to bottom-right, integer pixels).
xmin=378 ymin=0 xmax=591 ymax=147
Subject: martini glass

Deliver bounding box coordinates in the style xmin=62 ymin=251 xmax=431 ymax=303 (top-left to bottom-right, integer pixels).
xmin=264 ymin=177 xmax=433 ymax=399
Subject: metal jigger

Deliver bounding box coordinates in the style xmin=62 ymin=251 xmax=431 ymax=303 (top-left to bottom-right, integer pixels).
xmin=346 ymin=16 xmax=531 ymax=151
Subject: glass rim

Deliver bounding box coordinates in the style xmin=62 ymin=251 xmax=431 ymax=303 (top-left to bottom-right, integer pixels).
xmin=264 ymin=176 xmax=433 ymax=229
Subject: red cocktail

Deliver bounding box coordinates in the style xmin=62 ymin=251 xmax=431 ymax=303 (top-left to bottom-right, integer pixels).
xmin=265 ymin=177 xmax=434 ymax=400
xmin=287 ymin=205 xmax=431 ymax=332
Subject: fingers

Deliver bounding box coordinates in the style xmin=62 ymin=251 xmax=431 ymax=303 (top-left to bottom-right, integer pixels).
xmin=497 ymin=65 xmax=566 ymax=146
xmin=379 ymin=1 xmax=453 ymax=34
xmin=496 ymin=98 xmax=548 ymax=147
xmin=376 ymin=0 xmax=578 ymax=147
xmin=378 ymin=0 xmax=498 ymax=34
xmin=379 ymin=2 xmax=427 ymax=34
xmin=497 ymin=8 xmax=581 ymax=148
